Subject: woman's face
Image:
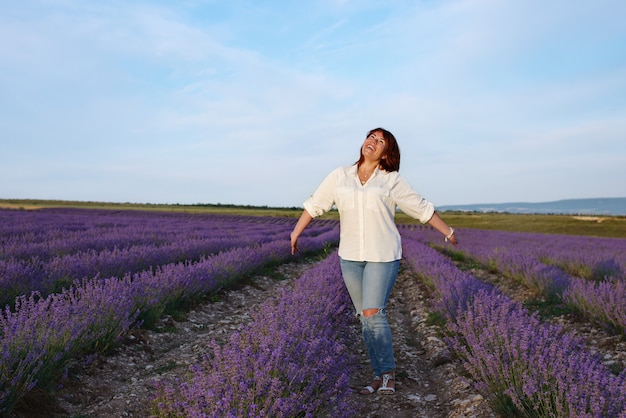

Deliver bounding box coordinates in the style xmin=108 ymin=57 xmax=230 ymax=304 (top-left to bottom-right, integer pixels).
xmin=361 ymin=131 xmax=387 ymax=162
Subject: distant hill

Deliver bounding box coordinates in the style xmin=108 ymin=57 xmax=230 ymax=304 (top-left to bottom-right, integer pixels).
xmin=438 ymin=197 xmax=626 ymax=216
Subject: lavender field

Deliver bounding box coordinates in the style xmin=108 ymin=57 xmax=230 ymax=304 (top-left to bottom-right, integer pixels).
xmin=0 ymin=208 xmax=341 ymax=416
xmin=400 ymin=224 xmax=626 ymax=417
xmin=2 ymin=207 xmax=626 ymax=417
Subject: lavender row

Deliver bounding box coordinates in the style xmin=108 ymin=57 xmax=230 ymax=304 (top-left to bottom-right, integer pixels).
xmin=563 ymin=278 xmax=626 ymax=336
xmin=463 ymin=242 xmax=626 ymax=335
xmin=401 ymin=236 xmax=626 ymax=417
xmin=0 ymin=209 xmax=302 ymax=261
xmin=404 ymin=226 xmax=626 ymax=280
xmin=0 ymin=209 xmax=333 ymax=308
xmin=152 ymin=251 xmax=359 ymax=418
xmin=401 ymin=226 xmax=626 ymax=335
xmin=0 ymin=220 xmax=339 ymax=415
xmin=0 ymin=231 xmax=290 ymax=308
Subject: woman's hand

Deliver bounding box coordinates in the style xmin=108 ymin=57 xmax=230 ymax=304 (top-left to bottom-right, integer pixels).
xmin=290 ymin=231 xmax=299 ymax=255
xmin=446 ymin=230 xmax=458 ymax=246
xmin=427 ymin=212 xmax=458 ymax=246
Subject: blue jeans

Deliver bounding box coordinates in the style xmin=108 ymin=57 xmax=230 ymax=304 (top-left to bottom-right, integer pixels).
xmin=340 ymin=258 xmax=400 ymax=377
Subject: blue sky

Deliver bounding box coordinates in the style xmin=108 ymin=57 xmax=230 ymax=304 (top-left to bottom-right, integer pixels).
xmin=1 ymin=0 xmax=625 ymax=208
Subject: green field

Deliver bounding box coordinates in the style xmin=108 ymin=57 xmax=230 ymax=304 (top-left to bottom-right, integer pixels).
xmin=2 ymin=198 xmax=625 ymax=239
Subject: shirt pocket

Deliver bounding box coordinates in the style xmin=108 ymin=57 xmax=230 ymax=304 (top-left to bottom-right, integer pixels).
xmin=335 ymin=186 xmax=355 ymax=210
xmin=366 ymin=186 xmax=393 ymax=212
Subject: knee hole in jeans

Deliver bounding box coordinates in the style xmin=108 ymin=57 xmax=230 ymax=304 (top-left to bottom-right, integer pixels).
xmin=362 ymin=308 xmax=381 ymax=318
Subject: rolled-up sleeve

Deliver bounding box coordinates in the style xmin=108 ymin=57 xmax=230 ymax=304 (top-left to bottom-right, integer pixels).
xmin=392 ymin=175 xmax=435 ymax=223
xmin=303 ymin=168 xmax=339 ymax=217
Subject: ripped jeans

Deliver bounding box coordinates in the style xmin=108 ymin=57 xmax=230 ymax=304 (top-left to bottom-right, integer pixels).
xmin=340 ymin=258 xmax=400 ymax=377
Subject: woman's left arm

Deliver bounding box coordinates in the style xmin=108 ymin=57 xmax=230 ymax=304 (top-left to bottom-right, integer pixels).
xmin=427 ymin=212 xmax=458 ymax=245
xmin=390 ymin=174 xmax=457 ymax=245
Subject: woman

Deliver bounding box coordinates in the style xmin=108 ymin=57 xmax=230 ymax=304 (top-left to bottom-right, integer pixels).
xmin=290 ymin=127 xmax=457 ymax=395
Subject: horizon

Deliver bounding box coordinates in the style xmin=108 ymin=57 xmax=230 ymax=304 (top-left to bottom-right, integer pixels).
xmin=1 ymin=1 xmax=625 ymax=207
xmin=2 ymin=195 xmax=625 ymax=209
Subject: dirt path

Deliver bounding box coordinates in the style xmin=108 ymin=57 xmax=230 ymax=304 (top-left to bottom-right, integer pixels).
xmin=355 ymin=265 xmax=494 ymax=418
xmin=14 ymin=257 xmax=495 ymax=418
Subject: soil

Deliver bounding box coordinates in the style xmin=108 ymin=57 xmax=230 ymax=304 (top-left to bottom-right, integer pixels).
xmin=11 ymin=255 xmax=624 ymax=418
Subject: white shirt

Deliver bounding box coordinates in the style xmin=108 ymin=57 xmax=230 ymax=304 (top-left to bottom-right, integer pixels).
xmin=303 ymin=165 xmax=435 ymax=262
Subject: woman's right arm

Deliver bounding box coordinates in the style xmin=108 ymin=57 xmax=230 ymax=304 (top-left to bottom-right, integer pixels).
xmin=290 ymin=209 xmax=313 ymax=254
xmin=291 ymin=167 xmax=340 ymax=254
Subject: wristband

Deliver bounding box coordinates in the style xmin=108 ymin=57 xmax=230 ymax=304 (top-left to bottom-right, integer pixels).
xmin=444 ymin=227 xmax=455 ymax=242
